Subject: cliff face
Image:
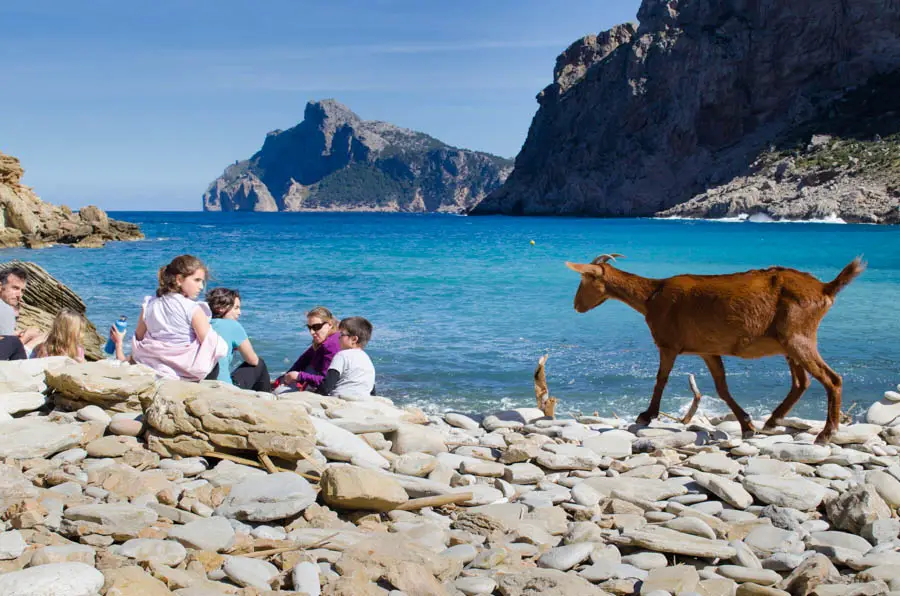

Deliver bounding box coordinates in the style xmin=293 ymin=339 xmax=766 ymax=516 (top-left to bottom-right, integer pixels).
xmin=0 ymin=152 xmax=143 ymax=248
xmin=204 ymin=100 xmax=513 ymax=214
xmin=473 ymin=0 xmax=900 ymax=221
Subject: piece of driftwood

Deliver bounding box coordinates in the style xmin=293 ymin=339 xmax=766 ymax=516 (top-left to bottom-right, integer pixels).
xmin=258 ymin=453 xmax=278 ymax=474
xmin=203 ymin=450 xmax=319 ymax=482
xmin=242 ymin=545 xmax=302 ymax=559
xmin=533 ymin=354 xmax=558 ymax=418
xmin=681 ymin=374 xmax=703 ymax=424
xmin=395 ymin=492 xmax=474 ymax=511
xmin=297 ymin=449 xmax=325 ymax=474
xmin=840 ymin=402 xmax=858 ymax=425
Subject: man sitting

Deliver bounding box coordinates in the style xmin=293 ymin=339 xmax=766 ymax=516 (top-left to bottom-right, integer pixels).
xmin=0 ymin=266 xmax=43 ymax=360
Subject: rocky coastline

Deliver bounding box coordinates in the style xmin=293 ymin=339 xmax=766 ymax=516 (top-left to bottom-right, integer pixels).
xmin=472 ymin=0 xmax=900 ymax=222
xmin=2 ymin=355 xmax=900 ymax=595
xmin=0 ymin=151 xmax=143 ymax=249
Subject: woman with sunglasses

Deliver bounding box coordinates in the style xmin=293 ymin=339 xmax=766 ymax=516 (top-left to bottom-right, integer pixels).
xmin=276 ymin=306 xmax=341 ymax=392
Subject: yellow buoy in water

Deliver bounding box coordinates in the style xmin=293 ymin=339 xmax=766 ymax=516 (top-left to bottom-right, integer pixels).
xmin=530 ymin=240 xmax=535 ymax=245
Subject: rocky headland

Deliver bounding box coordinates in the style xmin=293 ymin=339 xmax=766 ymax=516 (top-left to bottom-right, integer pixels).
xmin=203 ymin=100 xmax=513 ymax=214
xmin=3 ymin=354 xmax=900 ymax=595
xmin=472 ymin=0 xmax=900 ymax=222
xmin=0 ymin=151 xmax=143 ymax=248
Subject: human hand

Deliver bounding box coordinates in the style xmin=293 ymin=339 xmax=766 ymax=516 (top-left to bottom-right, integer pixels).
xmin=18 ymin=328 xmax=43 ymax=345
xmin=283 ymin=371 xmax=300 ymax=384
xmin=109 ymin=325 xmax=125 ymax=345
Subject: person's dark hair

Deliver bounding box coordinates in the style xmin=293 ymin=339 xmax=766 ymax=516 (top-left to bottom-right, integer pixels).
xmin=0 ymin=266 xmax=28 ymax=285
xmin=157 ymin=255 xmax=206 ymax=297
xmin=206 ymin=287 xmax=240 ymax=318
xmin=339 ymin=316 xmax=373 ymax=348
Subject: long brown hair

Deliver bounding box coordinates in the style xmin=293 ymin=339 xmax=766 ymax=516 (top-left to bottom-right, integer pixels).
xmin=36 ymin=308 xmax=84 ymax=360
xmin=157 ymin=255 xmax=207 ymax=297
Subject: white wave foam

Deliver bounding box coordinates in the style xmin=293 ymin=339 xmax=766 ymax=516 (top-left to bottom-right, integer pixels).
xmin=654 ymin=212 xmax=847 ymax=224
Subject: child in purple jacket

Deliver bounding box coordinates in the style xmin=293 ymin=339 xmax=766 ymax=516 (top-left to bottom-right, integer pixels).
xmin=277 ymin=306 xmax=341 ymax=391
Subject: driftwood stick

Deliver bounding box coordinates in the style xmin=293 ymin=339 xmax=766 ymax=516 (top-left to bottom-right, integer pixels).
xmin=308 ymin=531 xmax=342 ymax=549
xmin=242 ymin=545 xmax=299 ymax=558
xmin=203 ymin=451 xmax=319 ymax=482
xmin=681 ymin=374 xmax=703 ymax=424
xmin=533 ymin=354 xmax=558 ymax=419
xmin=297 ymin=449 xmax=325 ymax=474
xmin=534 ymin=354 xmax=549 ymax=412
xmin=395 ymin=492 xmax=474 ymax=511
xmin=259 ymin=453 xmax=278 ymax=474
xmin=659 ymin=411 xmax=682 ymax=423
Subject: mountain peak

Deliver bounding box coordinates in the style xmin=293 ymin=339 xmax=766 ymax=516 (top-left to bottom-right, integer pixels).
xmin=303 ymin=99 xmax=361 ymax=128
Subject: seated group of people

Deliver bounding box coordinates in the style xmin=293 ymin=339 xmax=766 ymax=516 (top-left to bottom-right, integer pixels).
xmin=0 ymin=256 xmax=376 ymax=400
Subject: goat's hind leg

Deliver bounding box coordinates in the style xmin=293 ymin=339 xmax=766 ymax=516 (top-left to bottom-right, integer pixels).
xmin=762 ymin=356 xmax=810 ymax=432
xmin=702 ymin=355 xmax=756 ymax=438
xmin=786 ymin=342 xmax=842 ymax=444
xmin=636 ymin=349 xmax=676 ymax=426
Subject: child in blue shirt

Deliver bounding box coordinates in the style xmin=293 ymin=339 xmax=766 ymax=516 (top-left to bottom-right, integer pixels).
xmin=206 ymin=288 xmax=271 ymax=391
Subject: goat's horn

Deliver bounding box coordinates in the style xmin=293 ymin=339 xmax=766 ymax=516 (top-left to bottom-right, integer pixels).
xmin=592 ymin=253 xmax=626 ymax=265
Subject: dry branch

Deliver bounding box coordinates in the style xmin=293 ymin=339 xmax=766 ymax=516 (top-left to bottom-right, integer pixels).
xmin=203 ymin=450 xmax=319 ymax=482
xmin=395 ymin=492 xmax=474 ymax=511
xmin=533 ymin=354 xmax=558 ymax=418
xmin=681 ymin=374 xmax=703 ymax=424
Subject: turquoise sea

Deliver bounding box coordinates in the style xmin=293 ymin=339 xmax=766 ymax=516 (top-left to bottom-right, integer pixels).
xmin=3 ymin=212 xmax=898 ymax=421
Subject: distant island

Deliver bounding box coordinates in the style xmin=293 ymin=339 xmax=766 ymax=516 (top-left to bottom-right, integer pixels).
xmin=203 ymin=100 xmax=513 ymax=214
xmin=473 ymin=0 xmax=900 ymax=223
xmin=0 ymin=151 xmax=142 ymax=249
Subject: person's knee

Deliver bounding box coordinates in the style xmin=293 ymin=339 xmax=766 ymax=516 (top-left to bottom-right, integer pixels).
xmin=0 ymin=336 xmax=27 ymax=361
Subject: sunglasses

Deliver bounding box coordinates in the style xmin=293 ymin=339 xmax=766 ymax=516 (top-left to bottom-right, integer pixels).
xmin=306 ymin=322 xmax=329 ymax=332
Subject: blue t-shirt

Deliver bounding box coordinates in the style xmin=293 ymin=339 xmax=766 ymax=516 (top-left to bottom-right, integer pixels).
xmin=210 ymin=318 xmax=248 ymax=384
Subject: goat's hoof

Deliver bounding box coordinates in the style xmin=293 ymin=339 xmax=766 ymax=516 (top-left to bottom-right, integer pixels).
xmin=814 ymin=429 xmax=834 ymax=445
xmin=635 ymin=412 xmax=654 ymax=426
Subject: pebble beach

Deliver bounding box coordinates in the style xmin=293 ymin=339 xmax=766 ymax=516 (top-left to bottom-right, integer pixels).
xmin=2 ymin=358 xmax=900 ymax=595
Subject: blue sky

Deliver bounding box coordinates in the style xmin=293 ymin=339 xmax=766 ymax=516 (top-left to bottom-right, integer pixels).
xmin=0 ymin=1 xmax=640 ymax=211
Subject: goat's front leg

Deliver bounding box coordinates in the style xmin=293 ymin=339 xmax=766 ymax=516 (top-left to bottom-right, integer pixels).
xmin=702 ymin=355 xmax=756 ymax=438
xmin=636 ymin=349 xmax=677 ymax=426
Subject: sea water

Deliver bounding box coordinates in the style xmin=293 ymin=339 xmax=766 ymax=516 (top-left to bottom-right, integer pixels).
xmin=4 ymin=212 xmax=899 ymax=420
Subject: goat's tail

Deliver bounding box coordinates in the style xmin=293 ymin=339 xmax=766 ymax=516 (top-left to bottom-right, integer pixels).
xmin=824 ymin=257 xmax=866 ymax=297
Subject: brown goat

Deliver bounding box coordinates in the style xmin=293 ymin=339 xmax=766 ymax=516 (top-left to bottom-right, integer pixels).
xmin=566 ymin=254 xmax=865 ymax=444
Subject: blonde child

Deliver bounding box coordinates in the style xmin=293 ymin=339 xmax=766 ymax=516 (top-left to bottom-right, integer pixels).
xmin=127 ymin=255 xmax=226 ymax=380
xmin=33 ymin=308 xmax=86 ymax=361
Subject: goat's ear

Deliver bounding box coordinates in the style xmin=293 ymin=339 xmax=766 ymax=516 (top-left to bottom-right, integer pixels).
xmin=565 ymin=262 xmax=603 ymax=276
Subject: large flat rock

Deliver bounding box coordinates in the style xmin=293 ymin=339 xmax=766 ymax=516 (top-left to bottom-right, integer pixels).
xmin=614 ymin=526 xmax=737 ymax=559
xmin=0 ymin=562 xmax=104 ymax=596
xmin=215 ymin=472 xmax=317 ymax=521
xmin=143 ymin=379 xmax=315 ymax=460
xmin=46 ymin=360 xmax=157 ymax=412
xmin=583 ymin=476 xmax=688 ymax=501
xmin=0 ymin=418 xmax=84 ymax=459
xmin=0 ymin=356 xmax=70 ymax=393
xmin=63 ymin=503 xmax=158 ymax=537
